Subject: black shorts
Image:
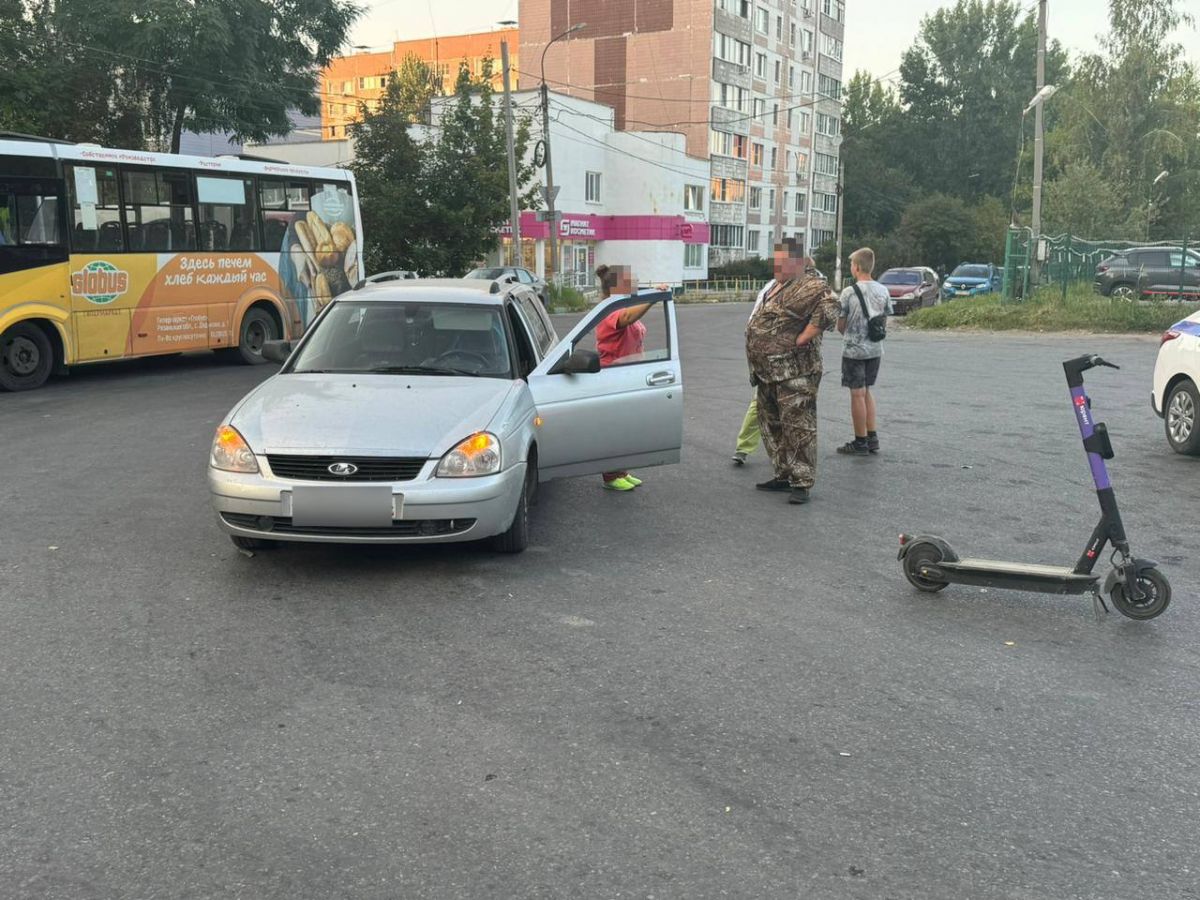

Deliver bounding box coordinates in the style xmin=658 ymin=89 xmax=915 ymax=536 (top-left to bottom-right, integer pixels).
xmin=841 ymin=356 xmax=881 ymax=389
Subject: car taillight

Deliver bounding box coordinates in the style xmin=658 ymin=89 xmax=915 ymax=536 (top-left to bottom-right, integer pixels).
xmin=1161 ymin=330 xmax=1181 ymax=345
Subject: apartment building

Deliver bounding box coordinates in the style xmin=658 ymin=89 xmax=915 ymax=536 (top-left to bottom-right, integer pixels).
xmin=320 ymin=28 xmax=520 ymax=139
xmin=519 ymin=0 xmax=845 ymax=263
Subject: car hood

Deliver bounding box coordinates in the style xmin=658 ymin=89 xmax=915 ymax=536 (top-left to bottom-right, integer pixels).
xmin=885 ymin=284 xmax=921 ymax=296
xmin=228 ymin=374 xmax=518 ymax=457
xmin=946 ymin=277 xmax=990 ymax=287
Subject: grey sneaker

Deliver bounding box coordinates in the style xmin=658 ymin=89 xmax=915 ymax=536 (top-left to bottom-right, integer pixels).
xmin=731 ymin=451 xmax=748 ymax=466
xmin=789 ymin=486 xmax=811 ymax=504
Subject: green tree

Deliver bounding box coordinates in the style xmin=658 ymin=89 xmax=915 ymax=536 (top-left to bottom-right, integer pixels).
xmin=840 ymin=71 xmax=914 ymax=239
xmin=898 ymin=0 xmax=1068 ymax=200
xmin=897 ymin=193 xmax=987 ymax=273
xmin=352 ymin=58 xmax=536 ymax=276
xmin=388 ymin=53 xmax=441 ymax=123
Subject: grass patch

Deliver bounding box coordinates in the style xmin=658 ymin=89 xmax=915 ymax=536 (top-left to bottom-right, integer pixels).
xmin=547 ymin=282 xmax=590 ymax=312
xmin=906 ymin=283 xmax=1200 ymax=333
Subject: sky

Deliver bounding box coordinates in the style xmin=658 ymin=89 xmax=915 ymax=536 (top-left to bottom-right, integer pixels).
xmin=352 ymin=0 xmax=1200 ymax=83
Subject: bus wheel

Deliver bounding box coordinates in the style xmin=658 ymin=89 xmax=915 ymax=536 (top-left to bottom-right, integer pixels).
xmin=0 ymin=322 xmax=54 ymax=392
xmin=232 ymin=307 xmax=278 ymax=365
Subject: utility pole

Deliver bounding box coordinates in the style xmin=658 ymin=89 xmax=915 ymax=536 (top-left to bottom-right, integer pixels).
xmin=500 ymin=39 xmax=521 ymax=266
xmin=833 ymin=156 xmax=845 ymax=291
xmin=1030 ymin=0 xmax=1047 ymax=284
xmin=539 ymin=22 xmax=585 ymax=284
xmin=541 ymin=80 xmax=560 ymax=282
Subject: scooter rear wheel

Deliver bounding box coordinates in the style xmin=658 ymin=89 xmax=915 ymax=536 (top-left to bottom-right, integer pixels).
xmin=1110 ymin=568 xmax=1171 ymax=620
xmin=904 ymin=542 xmax=949 ymax=593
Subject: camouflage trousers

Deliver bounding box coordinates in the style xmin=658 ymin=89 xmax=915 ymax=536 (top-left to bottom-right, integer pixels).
xmin=756 ymin=374 xmax=821 ymax=488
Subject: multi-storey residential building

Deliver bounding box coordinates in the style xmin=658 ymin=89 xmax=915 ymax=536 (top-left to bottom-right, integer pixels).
xmin=320 ymin=28 xmax=519 ymax=139
xmin=519 ymin=0 xmax=845 ymax=263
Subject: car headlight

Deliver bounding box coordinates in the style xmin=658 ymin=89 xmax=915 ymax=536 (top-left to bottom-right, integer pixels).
xmin=211 ymin=424 xmax=259 ymax=473
xmin=437 ymin=432 xmax=501 ymax=477
xmin=899 ymin=291 xmax=916 ymax=299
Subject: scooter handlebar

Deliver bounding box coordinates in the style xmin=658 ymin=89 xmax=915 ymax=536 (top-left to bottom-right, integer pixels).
xmin=1063 ymin=354 xmax=1119 ymax=387
xmin=1091 ymin=356 xmax=1120 ymax=370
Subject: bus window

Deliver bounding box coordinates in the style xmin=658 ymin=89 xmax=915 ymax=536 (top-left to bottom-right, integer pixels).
xmin=197 ymin=175 xmax=258 ymax=251
xmin=66 ymin=165 xmax=123 ymax=252
xmin=287 ymin=182 xmax=311 ymax=210
xmin=122 ymin=168 xmax=196 ymax=252
xmin=0 ymin=183 xmax=59 ymax=246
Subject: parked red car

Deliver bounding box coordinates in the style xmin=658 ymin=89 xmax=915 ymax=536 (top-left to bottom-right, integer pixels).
xmin=878 ymin=267 xmax=941 ymax=315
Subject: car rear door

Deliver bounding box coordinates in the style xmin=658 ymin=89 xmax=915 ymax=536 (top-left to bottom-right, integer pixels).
xmin=527 ymin=292 xmax=682 ymax=480
xmin=1135 ymin=250 xmax=1171 ymax=294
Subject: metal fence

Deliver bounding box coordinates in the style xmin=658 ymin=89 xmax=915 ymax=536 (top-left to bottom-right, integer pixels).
xmin=1002 ymin=228 xmax=1195 ymax=300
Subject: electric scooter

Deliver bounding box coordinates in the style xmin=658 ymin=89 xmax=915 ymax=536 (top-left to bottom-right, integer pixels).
xmin=898 ymin=354 xmax=1172 ymax=620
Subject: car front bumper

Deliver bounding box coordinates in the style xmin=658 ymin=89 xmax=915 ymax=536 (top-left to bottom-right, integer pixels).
xmin=209 ymin=460 xmax=526 ymax=544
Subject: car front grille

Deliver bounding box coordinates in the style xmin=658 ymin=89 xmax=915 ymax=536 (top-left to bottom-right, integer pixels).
xmin=265 ymin=454 xmax=427 ymax=482
xmin=221 ymin=512 xmax=475 ymax=538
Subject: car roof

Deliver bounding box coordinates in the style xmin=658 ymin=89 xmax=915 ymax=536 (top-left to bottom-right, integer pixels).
xmin=347 ymin=280 xmax=513 ymax=306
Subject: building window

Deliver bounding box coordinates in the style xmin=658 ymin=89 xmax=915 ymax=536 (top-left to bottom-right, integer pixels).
xmin=776 ymin=15 xmax=783 ymax=39
xmin=772 ymin=103 xmax=779 ymax=125
xmin=684 ymin=184 xmax=705 ymax=212
xmin=749 ymin=186 xmax=762 ymax=210
xmin=712 ymin=82 xmax=750 ymax=112
xmin=790 ymin=23 xmax=797 ymax=46
xmin=802 ymin=29 xmax=814 ymax=55
xmin=747 ymin=229 xmax=761 ymax=253
xmin=770 ymin=147 xmax=777 ymax=170
xmin=815 ymin=191 xmax=838 ymax=213
xmin=821 ymin=33 xmax=844 ymax=61
xmin=795 ymin=192 xmax=806 ymax=213
xmin=774 ymin=60 xmax=781 ymax=84
xmin=684 ymin=242 xmax=704 ymax=268
xmin=796 ymin=150 xmax=809 ymax=173
xmin=783 ymin=191 xmax=789 ymax=214
xmin=755 ymin=52 xmax=767 ymax=78
xmin=586 ymin=171 xmax=602 ymax=203
xmin=813 ymin=228 xmax=834 ymax=247
xmin=816 ymin=113 xmax=841 ymax=136
xmin=710 ymin=177 xmax=746 ymax=203
xmin=755 ymin=7 xmax=770 ymax=33
xmin=709 ymin=130 xmax=748 ymax=159
xmin=786 ymin=109 xmax=793 ymax=130
xmin=798 ymin=111 xmax=811 ymax=134
xmin=717 ymin=0 xmax=751 ymax=16
xmin=815 ymin=152 xmax=839 ymax=176
xmin=788 ymin=65 xmax=795 ymax=88
xmin=819 ymin=74 xmax=842 ymax=100
xmin=822 ymin=0 xmax=845 ymax=20
xmin=751 ymin=142 xmax=764 ymax=166
xmin=754 ymin=98 xmax=766 ymax=122
xmin=711 ymin=224 xmax=745 ymax=248
xmin=768 ymin=188 xmax=776 ymax=210
xmin=714 ymin=33 xmax=752 ymax=67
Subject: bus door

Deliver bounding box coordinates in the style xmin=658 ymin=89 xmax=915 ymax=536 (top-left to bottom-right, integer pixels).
xmin=65 ymin=164 xmax=132 ymax=362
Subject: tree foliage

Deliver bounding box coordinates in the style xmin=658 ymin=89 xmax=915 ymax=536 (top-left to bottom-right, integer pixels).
xmin=351 ymin=58 xmax=536 ymax=276
xmin=0 ymin=0 xmax=357 ymax=151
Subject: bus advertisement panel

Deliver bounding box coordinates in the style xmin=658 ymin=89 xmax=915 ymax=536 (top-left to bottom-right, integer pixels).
xmin=0 ymin=139 xmax=362 ymax=391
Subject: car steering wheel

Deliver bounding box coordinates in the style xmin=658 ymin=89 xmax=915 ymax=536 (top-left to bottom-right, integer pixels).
xmin=432 ymin=349 xmax=490 ymax=369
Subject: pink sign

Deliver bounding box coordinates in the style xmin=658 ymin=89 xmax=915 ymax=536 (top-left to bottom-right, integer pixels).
xmin=501 ymin=212 xmax=710 ymax=244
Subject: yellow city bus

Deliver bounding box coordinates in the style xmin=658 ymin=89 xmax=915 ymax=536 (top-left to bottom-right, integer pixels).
xmin=0 ymin=135 xmax=362 ymax=391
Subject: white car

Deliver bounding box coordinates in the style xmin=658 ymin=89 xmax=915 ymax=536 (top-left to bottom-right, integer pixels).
xmin=208 ymin=279 xmax=683 ymax=552
xmin=1152 ymin=309 xmax=1200 ymax=455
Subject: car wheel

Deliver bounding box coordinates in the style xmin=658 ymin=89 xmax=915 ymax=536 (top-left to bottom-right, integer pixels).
xmin=1108 ymin=283 xmax=1136 ymax=301
xmin=0 ymin=321 xmax=55 ymax=392
xmin=1165 ymin=379 xmax=1200 ymax=456
xmin=229 ymin=307 xmax=279 ymax=365
xmin=492 ymin=461 xmax=534 ymax=553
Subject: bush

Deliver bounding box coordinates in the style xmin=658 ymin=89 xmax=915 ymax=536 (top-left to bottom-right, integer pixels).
xmin=708 ymin=257 xmax=773 ymax=281
xmin=906 ymin=284 xmax=1200 ymax=333
xmin=547 ymin=282 xmax=590 ymax=312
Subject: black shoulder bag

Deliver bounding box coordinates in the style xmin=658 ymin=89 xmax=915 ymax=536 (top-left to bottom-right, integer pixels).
xmin=853 ymin=283 xmax=888 ymax=342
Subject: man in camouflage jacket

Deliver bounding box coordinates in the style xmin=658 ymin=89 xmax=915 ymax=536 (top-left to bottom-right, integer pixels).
xmin=745 ymin=247 xmax=840 ymax=504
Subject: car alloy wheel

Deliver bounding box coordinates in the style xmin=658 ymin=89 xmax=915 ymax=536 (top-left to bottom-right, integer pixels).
xmin=1110 ymin=284 xmax=1136 ymax=300
xmin=1168 ymin=387 xmax=1195 ymax=445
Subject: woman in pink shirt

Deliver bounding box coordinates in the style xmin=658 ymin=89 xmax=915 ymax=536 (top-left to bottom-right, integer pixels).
xmin=594 ymin=264 xmax=658 ymax=491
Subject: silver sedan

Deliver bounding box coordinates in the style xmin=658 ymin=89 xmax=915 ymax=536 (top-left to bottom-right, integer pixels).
xmin=208 ymin=280 xmax=683 ymax=552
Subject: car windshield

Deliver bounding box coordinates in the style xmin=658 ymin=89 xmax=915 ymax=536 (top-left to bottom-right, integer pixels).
xmin=880 ymin=271 xmax=920 ymax=285
xmin=465 ymin=267 xmax=505 ymax=279
xmin=952 ymin=265 xmax=990 ymax=278
xmin=289 ymin=300 xmax=514 ymax=378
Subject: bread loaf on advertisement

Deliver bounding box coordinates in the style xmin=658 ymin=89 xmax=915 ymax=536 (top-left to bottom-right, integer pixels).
xmin=331 ymin=221 xmax=354 ymax=252
xmin=306 ymin=211 xmax=332 ymax=247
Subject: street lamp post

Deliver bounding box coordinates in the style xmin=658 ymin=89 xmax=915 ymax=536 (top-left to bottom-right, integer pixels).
xmin=540 ymin=22 xmax=586 ymax=284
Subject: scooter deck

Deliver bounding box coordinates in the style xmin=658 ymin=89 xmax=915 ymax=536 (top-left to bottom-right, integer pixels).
xmin=926 ymin=558 xmax=1101 ymax=594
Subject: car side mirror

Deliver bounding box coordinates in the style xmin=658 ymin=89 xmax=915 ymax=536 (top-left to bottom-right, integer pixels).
xmin=549 ymin=347 xmax=600 ymax=375
xmin=261 ymin=340 xmax=293 ymax=364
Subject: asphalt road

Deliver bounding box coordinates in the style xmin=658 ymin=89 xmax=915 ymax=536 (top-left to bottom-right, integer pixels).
xmin=2 ymin=305 xmax=1197 ymax=900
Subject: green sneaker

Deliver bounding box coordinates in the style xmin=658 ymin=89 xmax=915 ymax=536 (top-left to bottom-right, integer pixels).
xmin=603 ymin=477 xmax=636 ymax=491
xmin=624 ymin=474 xmax=643 ymax=486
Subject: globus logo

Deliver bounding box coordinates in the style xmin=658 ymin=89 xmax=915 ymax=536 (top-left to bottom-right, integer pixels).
xmin=71 ymin=260 xmax=129 ymax=305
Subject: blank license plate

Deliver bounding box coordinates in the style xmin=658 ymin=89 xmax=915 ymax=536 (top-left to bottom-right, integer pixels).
xmin=291 ymin=485 xmax=395 ymax=527
xmin=957 ymin=290 xmax=971 ymax=296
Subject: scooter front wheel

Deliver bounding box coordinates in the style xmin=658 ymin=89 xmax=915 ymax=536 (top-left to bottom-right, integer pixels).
xmin=1110 ymin=568 xmax=1171 ymax=620
xmin=903 ymin=542 xmax=949 ymax=593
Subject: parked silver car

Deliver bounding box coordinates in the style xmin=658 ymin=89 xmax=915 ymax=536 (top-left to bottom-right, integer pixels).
xmin=208 ymin=279 xmax=682 ymax=552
